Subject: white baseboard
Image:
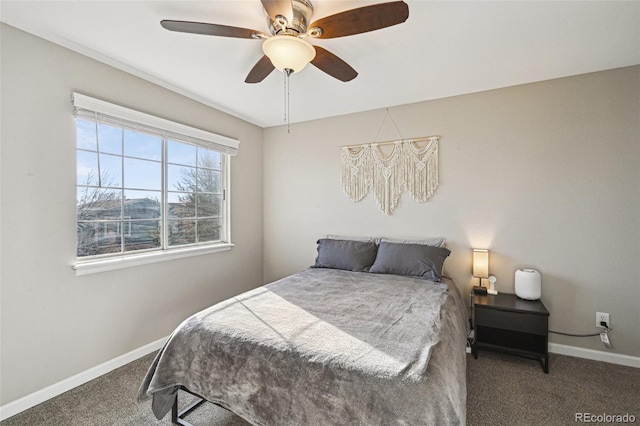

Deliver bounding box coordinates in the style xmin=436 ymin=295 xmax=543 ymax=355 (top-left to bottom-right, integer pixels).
xmin=0 ymin=336 xmax=167 ymax=421
xmin=549 ymin=343 xmax=640 ymax=368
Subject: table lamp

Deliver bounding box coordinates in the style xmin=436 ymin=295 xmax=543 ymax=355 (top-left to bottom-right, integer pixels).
xmin=473 ymin=249 xmax=489 ymax=294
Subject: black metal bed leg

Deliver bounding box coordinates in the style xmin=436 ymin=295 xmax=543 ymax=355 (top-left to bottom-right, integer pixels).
xmin=171 ymin=395 xmax=180 ymax=425
xmin=171 ymin=387 xmax=206 ymax=426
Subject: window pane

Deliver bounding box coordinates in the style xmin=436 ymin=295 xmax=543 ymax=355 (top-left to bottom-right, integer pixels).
xmin=124 ymin=158 xmax=161 ymax=190
xmin=124 ymin=130 xmax=161 ymax=160
xmin=124 ymin=190 xmax=161 ymax=220
xmin=197 ymin=168 xmax=222 ymax=194
xmin=77 ymin=188 xmax=121 ymax=220
xmin=97 ymin=123 xmax=122 ymax=155
xmin=196 ymin=194 xmax=222 ymax=217
xmin=168 ymin=164 xmax=196 ymax=192
xmin=197 ymin=219 xmax=221 ymax=242
xmin=99 ymin=153 xmax=122 ymax=188
xmin=77 ymin=150 xmax=99 ymax=186
xmin=77 ymin=152 xmax=121 ymax=188
xmin=167 ymin=191 xmax=189 ymax=204
xmin=123 ymin=220 xmax=161 ymax=252
xmin=168 ymin=140 xmax=196 ymax=166
xmin=76 ymin=118 xmax=97 ymax=150
xmin=77 ymin=221 xmax=122 ymax=257
xmin=198 ymin=149 xmax=221 ymax=170
xmin=168 ymin=219 xmax=196 ymax=246
xmin=168 ymin=192 xmax=196 ymax=219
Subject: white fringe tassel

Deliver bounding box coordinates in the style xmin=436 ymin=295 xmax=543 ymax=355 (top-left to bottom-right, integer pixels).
xmin=341 ymin=145 xmax=372 ymax=202
xmin=371 ymin=142 xmax=404 ymax=215
xmin=404 ymin=138 xmax=439 ymax=202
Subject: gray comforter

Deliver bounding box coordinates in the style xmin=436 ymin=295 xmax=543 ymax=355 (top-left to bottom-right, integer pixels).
xmin=138 ymin=268 xmax=468 ymax=425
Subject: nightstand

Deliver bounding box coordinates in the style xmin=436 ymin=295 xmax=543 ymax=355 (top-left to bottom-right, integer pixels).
xmin=472 ymin=292 xmax=550 ymax=373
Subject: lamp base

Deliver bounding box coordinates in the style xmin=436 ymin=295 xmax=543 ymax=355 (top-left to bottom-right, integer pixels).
xmin=473 ymin=286 xmax=488 ymax=295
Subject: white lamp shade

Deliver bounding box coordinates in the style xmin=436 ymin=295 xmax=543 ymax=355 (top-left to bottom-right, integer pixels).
xmin=262 ymin=35 xmax=316 ymax=73
xmin=472 ymin=249 xmax=489 ymax=278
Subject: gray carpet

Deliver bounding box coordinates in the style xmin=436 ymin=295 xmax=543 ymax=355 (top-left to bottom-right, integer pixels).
xmin=2 ymin=351 xmax=638 ymax=425
xmin=466 ymin=351 xmax=639 ymax=425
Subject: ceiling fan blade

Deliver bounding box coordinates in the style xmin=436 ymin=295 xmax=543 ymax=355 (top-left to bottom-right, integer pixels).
xmin=245 ymin=55 xmax=275 ymax=83
xmin=309 ymin=1 xmax=409 ymax=39
xmin=161 ymin=20 xmax=265 ymax=39
xmin=261 ymin=0 xmax=293 ymax=22
xmin=311 ymin=46 xmax=358 ymax=82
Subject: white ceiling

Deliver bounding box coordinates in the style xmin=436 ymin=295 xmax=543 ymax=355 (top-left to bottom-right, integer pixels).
xmin=1 ymin=1 xmax=639 ymax=128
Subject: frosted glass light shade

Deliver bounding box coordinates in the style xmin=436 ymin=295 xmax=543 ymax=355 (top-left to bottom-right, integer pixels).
xmin=262 ymin=35 xmax=316 ymax=73
xmin=472 ymin=249 xmax=489 ymax=278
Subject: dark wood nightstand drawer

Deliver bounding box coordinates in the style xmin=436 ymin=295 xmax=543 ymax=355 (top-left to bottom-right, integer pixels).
xmin=475 ymin=307 xmax=548 ymax=336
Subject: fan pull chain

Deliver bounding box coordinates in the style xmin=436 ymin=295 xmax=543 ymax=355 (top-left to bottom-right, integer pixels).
xmin=284 ymin=68 xmax=292 ymax=133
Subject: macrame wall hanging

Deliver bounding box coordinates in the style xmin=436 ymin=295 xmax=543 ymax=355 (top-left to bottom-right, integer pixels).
xmin=340 ymin=110 xmax=439 ymax=215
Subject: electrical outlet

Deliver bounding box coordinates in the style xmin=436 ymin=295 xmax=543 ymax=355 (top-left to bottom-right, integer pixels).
xmin=596 ymin=312 xmax=609 ymax=329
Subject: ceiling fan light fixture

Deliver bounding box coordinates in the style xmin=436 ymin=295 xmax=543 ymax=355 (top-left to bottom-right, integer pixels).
xmin=262 ymin=35 xmax=316 ymax=73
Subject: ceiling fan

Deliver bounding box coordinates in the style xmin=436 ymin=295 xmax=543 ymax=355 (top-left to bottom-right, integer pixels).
xmin=161 ymin=0 xmax=409 ymax=83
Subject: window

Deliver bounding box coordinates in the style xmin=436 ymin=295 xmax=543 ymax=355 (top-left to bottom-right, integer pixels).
xmin=73 ymin=93 xmax=238 ymax=269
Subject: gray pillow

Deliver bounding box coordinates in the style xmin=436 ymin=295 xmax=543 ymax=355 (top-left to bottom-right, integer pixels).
xmin=369 ymin=242 xmax=451 ymax=281
xmin=313 ymin=239 xmax=379 ymax=272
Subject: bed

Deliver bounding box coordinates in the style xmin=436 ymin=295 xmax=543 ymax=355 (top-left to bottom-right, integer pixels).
xmin=138 ymin=238 xmax=468 ymax=425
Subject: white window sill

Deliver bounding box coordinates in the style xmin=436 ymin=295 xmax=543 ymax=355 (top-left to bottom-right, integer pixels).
xmin=72 ymin=243 xmax=234 ymax=276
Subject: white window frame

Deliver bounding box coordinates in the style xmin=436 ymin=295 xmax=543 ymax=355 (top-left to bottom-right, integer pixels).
xmin=72 ymin=93 xmax=239 ymax=275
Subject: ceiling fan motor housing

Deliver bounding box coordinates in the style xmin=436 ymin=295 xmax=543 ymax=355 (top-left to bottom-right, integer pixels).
xmin=269 ymin=0 xmax=314 ymax=35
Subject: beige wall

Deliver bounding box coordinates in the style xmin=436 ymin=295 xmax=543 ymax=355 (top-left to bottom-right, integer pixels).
xmin=0 ymin=24 xmax=264 ymax=405
xmin=263 ymin=66 xmax=640 ymax=357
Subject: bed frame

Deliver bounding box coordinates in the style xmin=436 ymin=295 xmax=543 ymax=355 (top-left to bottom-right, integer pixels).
xmin=172 ymin=387 xmax=213 ymax=426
